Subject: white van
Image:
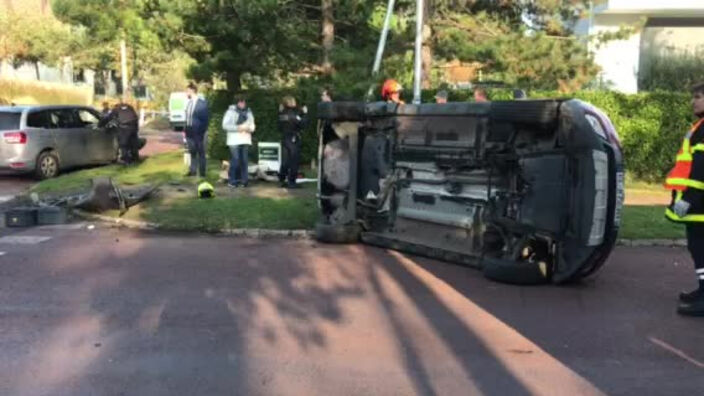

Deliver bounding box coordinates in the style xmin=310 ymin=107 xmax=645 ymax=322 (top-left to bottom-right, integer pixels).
xmin=168 ymin=92 xmax=188 ymax=131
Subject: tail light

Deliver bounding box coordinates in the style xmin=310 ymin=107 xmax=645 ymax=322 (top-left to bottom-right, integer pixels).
xmin=3 ymin=131 xmax=27 ymax=144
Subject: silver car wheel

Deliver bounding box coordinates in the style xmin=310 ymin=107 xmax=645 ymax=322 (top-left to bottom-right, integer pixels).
xmin=40 ymin=155 xmax=58 ymax=178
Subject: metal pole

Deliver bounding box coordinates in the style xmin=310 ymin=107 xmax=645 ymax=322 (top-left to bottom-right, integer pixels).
xmin=366 ymin=0 xmax=396 ymax=100
xmin=120 ymin=37 xmax=128 ymax=101
xmin=372 ymin=0 xmax=396 ymax=75
xmin=412 ymin=0 xmax=424 ymax=104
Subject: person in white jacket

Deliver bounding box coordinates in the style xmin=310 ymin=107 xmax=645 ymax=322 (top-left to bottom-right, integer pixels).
xmin=222 ymin=96 xmax=255 ymax=187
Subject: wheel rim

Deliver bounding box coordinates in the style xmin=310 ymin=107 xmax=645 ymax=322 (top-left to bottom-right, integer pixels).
xmin=41 ymin=156 xmax=57 ymax=177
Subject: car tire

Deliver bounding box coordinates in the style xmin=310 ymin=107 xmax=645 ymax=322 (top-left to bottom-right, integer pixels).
xmin=314 ymin=221 xmax=360 ymax=244
xmin=35 ymin=151 xmax=60 ymax=180
xmin=481 ymin=256 xmax=550 ymax=285
xmin=489 ymin=100 xmax=560 ymax=130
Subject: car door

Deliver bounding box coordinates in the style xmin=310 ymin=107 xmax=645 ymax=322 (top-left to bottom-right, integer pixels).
xmin=75 ymin=108 xmax=115 ymax=163
xmin=49 ymin=109 xmax=87 ymax=168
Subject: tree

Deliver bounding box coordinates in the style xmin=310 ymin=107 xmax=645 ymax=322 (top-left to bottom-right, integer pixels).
xmin=0 ymin=8 xmax=78 ymax=80
xmin=145 ymin=0 xmax=319 ymax=91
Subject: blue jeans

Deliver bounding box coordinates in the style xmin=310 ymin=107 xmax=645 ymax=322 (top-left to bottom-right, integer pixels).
xmin=229 ymin=145 xmax=249 ymax=185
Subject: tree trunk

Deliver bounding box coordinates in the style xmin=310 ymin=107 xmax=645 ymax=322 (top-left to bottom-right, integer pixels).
xmin=421 ymin=0 xmax=433 ymax=89
xmin=226 ymin=72 xmax=241 ymax=92
xmin=321 ymin=0 xmax=334 ymax=75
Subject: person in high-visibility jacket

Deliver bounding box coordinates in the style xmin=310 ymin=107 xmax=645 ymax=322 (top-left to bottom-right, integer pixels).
xmin=665 ymin=82 xmax=704 ymax=316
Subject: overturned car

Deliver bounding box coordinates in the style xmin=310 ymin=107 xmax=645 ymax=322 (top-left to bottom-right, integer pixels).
xmin=315 ymin=100 xmax=624 ymax=284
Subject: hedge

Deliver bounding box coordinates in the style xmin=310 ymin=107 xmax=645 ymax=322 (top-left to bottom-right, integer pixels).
xmin=206 ymin=87 xmax=695 ymax=182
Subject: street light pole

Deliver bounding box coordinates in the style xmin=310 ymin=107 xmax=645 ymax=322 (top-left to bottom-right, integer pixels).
xmin=120 ymin=37 xmax=128 ymax=102
xmin=366 ymin=0 xmax=396 ymax=101
xmin=413 ymin=0 xmax=424 ymax=104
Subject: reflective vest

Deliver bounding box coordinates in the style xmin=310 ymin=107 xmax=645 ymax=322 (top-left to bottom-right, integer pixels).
xmin=665 ymin=119 xmax=704 ymax=222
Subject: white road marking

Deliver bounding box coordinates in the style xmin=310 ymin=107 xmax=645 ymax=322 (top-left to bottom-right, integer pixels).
xmin=0 ymin=251 xmax=6 ymax=256
xmin=649 ymin=336 xmax=704 ymax=369
xmin=0 ymin=195 xmax=14 ymax=203
xmin=0 ymin=236 xmax=52 ymax=245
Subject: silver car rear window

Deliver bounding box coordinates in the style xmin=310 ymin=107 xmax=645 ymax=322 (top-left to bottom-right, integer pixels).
xmin=0 ymin=112 xmax=21 ymax=131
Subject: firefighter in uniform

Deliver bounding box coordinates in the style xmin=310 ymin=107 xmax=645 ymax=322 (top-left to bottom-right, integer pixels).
xmin=665 ymin=82 xmax=704 ymax=316
xmin=277 ymin=96 xmax=308 ymax=189
xmin=381 ymin=79 xmax=405 ymax=104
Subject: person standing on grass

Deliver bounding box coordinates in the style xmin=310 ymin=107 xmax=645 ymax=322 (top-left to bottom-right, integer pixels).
xmin=222 ymin=96 xmax=255 ymax=188
xmin=277 ymin=96 xmax=308 ymax=189
xmin=664 ymin=82 xmax=704 ymax=316
xmin=435 ymin=89 xmax=448 ymax=104
xmin=99 ymin=100 xmax=139 ymax=165
xmin=474 ymin=87 xmax=488 ymax=102
xmin=184 ymin=82 xmax=209 ymax=178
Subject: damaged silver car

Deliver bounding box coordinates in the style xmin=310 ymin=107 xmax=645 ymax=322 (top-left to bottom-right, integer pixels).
xmin=315 ymin=99 xmax=625 ymax=284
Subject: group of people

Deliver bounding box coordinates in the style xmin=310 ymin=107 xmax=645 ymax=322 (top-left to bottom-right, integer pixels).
xmin=180 ymin=82 xmax=323 ymax=189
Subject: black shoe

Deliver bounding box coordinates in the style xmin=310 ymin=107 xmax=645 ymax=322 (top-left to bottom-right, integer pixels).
xmin=679 ymin=288 xmax=703 ymax=303
xmin=241 ymin=183 xmax=248 ymax=188
xmin=279 ymin=181 xmax=287 ymax=188
xmin=677 ymin=296 xmax=704 ymax=316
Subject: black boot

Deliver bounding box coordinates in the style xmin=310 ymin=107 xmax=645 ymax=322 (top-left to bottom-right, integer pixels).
xmin=679 ymin=287 xmax=703 ymax=303
xmin=677 ymin=293 xmax=704 ymax=316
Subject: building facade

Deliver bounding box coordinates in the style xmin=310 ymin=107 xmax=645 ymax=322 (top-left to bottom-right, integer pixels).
xmin=575 ymin=0 xmax=704 ymax=93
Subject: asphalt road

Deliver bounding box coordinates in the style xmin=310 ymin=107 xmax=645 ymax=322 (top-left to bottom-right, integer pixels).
xmin=0 ymin=225 xmax=702 ymax=396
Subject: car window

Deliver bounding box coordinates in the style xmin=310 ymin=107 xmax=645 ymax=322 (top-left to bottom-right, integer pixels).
xmin=48 ymin=109 xmax=80 ymax=129
xmin=585 ymin=114 xmax=607 ymax=140
xmin=27 ymin=111 xmax=50 ymax=129
xmin=75 ymin=109 xmax=100 ymax=127
xmin=0 ymin=112 xmax=21 ymax=131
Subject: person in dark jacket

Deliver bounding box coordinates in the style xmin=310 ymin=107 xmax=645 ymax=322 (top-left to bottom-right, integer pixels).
xmin=664 ymin=82 xmax=704 ymax=316
xmin=277 ymin=96 xmax=308 ymax=188
xmin=184 ymin=82 xmax=210 ymax=177
xmin=99 ymin=101 xmax=139 ymax=164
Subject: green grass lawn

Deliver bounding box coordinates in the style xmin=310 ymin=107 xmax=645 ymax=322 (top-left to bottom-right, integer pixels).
xmin=32 ymin=151 xmax=222 ymax=195
xmin=619 ymin=206 xmax=684 ymax=240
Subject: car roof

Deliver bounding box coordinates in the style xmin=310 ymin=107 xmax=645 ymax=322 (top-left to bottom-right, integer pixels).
xmin=0 ymin=105 xmax=94 ymax=113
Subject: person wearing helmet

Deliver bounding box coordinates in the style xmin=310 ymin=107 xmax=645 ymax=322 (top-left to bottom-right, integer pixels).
xmin=382 ymin=79 xmax=405 ymax=104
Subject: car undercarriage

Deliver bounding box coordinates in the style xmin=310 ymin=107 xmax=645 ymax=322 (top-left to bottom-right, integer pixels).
xmin=315 ymin=99 xmax=624 ymax=285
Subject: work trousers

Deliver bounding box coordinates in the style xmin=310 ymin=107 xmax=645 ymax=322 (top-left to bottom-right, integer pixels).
xmin=118 ymin=128 xmax=138 ymax=164
xmin=279 ymin=137 xmax=301 ymax=186
xmin=186 ymin=136 xmax=207 ymax=177
xmin=686 ymin=223 xmax=704 ymax=288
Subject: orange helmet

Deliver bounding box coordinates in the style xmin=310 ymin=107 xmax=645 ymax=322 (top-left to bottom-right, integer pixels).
xmin=381 ymin=79 xmax=403 ymax=100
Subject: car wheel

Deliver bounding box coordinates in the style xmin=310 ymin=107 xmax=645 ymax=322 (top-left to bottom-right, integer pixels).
xmin=35 ymin=151 xmax=60 ymax=180
xmin=314 ymin=221 xmax=360 ymax=244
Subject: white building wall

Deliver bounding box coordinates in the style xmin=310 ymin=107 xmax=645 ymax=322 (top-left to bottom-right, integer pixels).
xmin=590 ymin=14 xmax=643 ymax=93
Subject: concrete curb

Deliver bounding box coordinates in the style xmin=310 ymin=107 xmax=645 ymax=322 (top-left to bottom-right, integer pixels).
xmin=617 ymin=238 xmax=687 ymax=247
xmin=71 ymin=209 xmax=314 ymax=239
xmin=70 ymin=210 xmax=685 ymax=245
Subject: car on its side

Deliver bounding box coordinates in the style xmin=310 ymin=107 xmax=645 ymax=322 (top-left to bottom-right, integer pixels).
xmin=0 ymin=105 xmax=118 ymax=179
xmin=315 ymin=99 xmax=625 ymax=285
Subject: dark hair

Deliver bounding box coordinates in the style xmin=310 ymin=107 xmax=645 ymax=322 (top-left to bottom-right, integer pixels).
xmin=322 ymin=86 xmax=333 ymax=98
xmin=187 ymin=82 xmax=197 ymax=92
xmin=692 ymin=82 xmax=704 ymax=96
xmin=234 ymin=95 xmax=246 ymax=103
